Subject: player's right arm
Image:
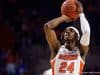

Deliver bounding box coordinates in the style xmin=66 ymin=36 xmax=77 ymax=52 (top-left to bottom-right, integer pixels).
xmin=44 ymin=15 xmax=72 ymax=59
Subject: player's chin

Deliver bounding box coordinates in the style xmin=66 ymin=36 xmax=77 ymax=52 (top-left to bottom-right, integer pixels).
xmin=64 ymin=38 xmax=72 ymax=42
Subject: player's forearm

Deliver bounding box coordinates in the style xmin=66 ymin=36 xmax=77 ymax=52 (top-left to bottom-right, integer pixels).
xmin=79 ymin=13 xmax=90 ymax=35
xmin=44 ymin=15 xmax=71 ymax=29
xmin=79 ymin=13 xmax=90 ymax=46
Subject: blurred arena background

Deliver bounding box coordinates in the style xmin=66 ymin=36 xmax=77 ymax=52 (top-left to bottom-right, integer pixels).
xmin=0 ymin=0 xmax=100 ymax=75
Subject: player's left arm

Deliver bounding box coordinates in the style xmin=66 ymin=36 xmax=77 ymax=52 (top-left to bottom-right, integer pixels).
xmin=79 ymin=13 xmax=90 ymax=60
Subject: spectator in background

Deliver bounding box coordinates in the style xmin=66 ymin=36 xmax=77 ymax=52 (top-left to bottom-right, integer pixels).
xmin=6 ymin=50 xmax=16 ymax=75
xmin=16 ymin=56 xmax=27 ymax=75
xmin=0 ymin=49 xmax=7 ymax=75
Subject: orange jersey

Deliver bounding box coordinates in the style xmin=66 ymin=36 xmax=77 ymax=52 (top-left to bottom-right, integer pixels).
xmin=51 ymin=45 xmax=84 ymax=75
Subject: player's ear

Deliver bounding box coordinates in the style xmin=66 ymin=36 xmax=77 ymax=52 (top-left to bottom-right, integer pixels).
xmin=75 ymin=33 xmax=79 ymax=41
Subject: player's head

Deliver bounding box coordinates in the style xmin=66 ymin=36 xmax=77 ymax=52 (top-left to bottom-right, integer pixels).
xmin=62 ymin=26 xmax=80 ymax=44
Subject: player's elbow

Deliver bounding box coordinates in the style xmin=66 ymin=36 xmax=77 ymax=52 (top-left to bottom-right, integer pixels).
xmin=44 ymin=23 xmax=49 ymax=30
xmin=43 ymin=23 xmax=51 ymax=33
xmin=80 ymin=33 xmax=90 ymax=46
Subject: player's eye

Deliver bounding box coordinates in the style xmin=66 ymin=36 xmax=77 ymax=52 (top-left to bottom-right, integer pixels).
xmin=70 ymin=29 xmax=74 ymax=32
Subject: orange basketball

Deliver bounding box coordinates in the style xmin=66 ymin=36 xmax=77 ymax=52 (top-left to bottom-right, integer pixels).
xmin=61 ymin=0 xmax=79 ymax=20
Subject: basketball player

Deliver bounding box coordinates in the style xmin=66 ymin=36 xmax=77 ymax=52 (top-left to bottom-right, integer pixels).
xmin=43 ymin=2 xmax=90 ymax=75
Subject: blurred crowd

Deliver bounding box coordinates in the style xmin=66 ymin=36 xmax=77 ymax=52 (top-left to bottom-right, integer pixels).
xmin=0 ymin=0 xmax=100 ymax=75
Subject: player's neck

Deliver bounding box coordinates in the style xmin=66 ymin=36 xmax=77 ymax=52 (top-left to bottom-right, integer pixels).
xmin=64 ymin=41 xmax=77 ymax=50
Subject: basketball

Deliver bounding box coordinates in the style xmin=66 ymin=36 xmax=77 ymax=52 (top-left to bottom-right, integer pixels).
xmin=61 ymin=0 xmax=79 ymax=20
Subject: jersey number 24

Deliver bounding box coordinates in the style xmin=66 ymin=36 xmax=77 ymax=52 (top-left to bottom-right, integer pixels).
xmin=59 ymin=61 xmax=74 ymax=73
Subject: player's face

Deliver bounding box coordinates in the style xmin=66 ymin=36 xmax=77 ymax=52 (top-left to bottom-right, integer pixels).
xmin=64 ymin=28 xmax=77 ymax=41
